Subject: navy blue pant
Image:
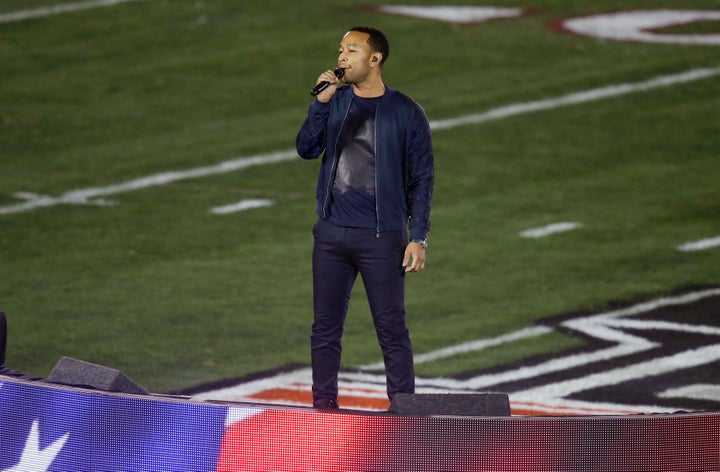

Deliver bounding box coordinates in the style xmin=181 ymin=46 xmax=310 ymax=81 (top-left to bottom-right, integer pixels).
xmin=311 ymin=219 xmax=415 ymax=405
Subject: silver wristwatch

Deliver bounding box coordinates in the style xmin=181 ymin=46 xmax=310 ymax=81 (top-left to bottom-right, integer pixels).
xmin=410 ymin=238 xmax=428 ymax=249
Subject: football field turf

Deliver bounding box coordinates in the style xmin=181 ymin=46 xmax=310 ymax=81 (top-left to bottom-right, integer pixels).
xmin=1 ymin=1 xmax=718 ymax=400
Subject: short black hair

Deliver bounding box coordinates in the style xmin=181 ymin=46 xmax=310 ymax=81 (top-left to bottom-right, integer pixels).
xmin=348 ymin=25 xmax=389 ymax=65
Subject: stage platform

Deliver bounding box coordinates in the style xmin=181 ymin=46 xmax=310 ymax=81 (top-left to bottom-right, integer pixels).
xmin=1 ymin=372 xmax=718 ymax=471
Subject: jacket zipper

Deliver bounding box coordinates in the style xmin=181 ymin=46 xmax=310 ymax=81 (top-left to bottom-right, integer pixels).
xmin=374 ymin=100 xmax=380 ymax=238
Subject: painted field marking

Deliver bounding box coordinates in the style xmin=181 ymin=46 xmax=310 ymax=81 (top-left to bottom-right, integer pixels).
xmin=420 ymin=287 xmax=720 ymax=391
xmin=677 ymin=236 xmax=720 ymax=252
xmin=359 ymin=325 xmax=552 ymax=370
xmin=428 ymin=66 xmax=720 ymax=130
xmin=514 ymin=344 xmax=720 ymax=405
xmin=2 ymin=66 xmax=720 ymax=217
xmin=0 ymin=0 xmax=145 ymax=24
xmin=377 ymin=6 xmax=526 ymax=24
xmin=0 ymin=150 xmax=296 ymax=216
xmin=561 ymin=10 xmax=720 ymax=46
xmin=375 ymin=287 xmax=720 ymax=406
xmin=658 ymin=384 xmax=720 ymax=402
xmin=192 ymin=287 xmax=720 ymax=414
xmin=520 ymin=222 xmax=582 ymax=238
xmin=210 ymin=199 xmax=274 ymax=215
xmin=478 ymin=287 xmax=720 ymax=413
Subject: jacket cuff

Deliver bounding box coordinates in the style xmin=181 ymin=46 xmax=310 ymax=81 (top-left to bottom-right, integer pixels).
xmin=409 ymin=228 xmax=428 ymax=240
xmin=310 ymin=99 xmax=331 ymax=112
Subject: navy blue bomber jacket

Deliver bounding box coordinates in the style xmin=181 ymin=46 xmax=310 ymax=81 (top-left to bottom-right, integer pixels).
xmin=296 ymin=85 xmax=434 ymax=240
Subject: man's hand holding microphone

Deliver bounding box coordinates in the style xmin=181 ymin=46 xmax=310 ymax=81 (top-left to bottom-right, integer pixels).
xmin=310 ymin=68 xmax=345 ymax=102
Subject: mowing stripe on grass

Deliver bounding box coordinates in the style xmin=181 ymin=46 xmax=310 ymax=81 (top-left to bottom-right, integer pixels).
xmin=0 ymin=0 xmax=145 ymax=24
xmin=2 ymin=67 xmax=719 ymax=216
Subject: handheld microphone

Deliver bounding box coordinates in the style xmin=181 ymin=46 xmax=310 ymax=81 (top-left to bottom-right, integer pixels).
xmin=310 ymin=68 xmax=345 ymax=96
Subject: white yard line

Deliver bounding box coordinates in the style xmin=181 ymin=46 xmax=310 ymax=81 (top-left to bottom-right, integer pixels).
xmin=429 ymin=67 xmax=720 ymax=130
xmin=1 ymin=150 xmax=296 ymax=215
xmin=2 ymin=67 xmax=719 ymax=216
xmin=677 ymin=236 xmax=720 ymax=252
xmin=520 ymin=222 xmax=582 ymax=238
xmin=359 ymin=325 xmax=552 ymax=370
xmin=210 ymin=199 xmax=274 ymax=215
xmin=0 ymin=0 xmax=145 ymax=24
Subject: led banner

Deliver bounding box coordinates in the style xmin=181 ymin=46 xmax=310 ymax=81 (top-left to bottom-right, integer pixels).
xmin=1 ymin=375 xmax=719 ymax=471
xmin=0 ymin=376 xmax=228 ymax=471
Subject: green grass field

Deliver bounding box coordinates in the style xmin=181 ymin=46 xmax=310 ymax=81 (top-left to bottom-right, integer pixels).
xmin=1 ymin=0 xmax=719 ymax=393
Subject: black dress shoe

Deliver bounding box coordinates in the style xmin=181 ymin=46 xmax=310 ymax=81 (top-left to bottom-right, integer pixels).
xmin=313 ymin=398 xmax=339 ymax=409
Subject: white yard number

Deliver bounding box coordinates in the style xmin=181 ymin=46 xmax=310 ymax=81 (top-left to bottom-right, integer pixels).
xmin=560 ymin=10 xmax=720 ymax=46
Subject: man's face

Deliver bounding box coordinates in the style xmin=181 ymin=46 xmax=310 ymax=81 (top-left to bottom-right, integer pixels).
xmin=337 ymin=31 xmax=376 ymax=84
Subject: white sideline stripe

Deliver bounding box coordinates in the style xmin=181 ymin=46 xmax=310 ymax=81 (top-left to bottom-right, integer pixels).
xmin=677 ymin=236 xmax=720 ymax=252
xmin=658 ymin=384 xmax=720 ymax=402
xmin=429 ymin=67 xmax=720 ymax=130
xmin=430 ymin=343 xmax=656 ymax=392
xmin=192 ymin=367 xmax=313 ymax=402
xmin=2 ymin=67 xmax=720 ymax=216
xmin=603 ymin=318 xmax=720 ymax=336
xmin=513 ymin=343 xmax=720 ymax=400
xmin=210 ymin=199 xmax=274 ymax=215
xmin=520 ymin=222 xmax=582 ymax=238
xmin=573 ymin=286 xmax=720 ymax=321
xmin=359 ymin=325 xmax=552 ymax=371
xmin=0 ymin=0 xmax=144 ymax=24
xmin=0 ymin=150 xmax=296 ymax=215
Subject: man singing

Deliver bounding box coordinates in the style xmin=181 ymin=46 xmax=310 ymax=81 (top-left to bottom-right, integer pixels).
xmin=296 ymin=26 xmax=434 ymax=409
